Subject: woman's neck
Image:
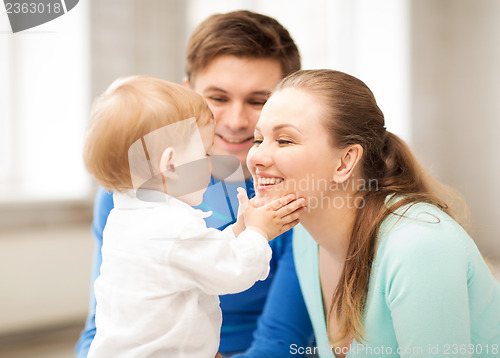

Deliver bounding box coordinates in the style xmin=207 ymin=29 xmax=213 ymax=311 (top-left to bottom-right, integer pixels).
xmin=300 ymin=193 xmax=357 ymax=262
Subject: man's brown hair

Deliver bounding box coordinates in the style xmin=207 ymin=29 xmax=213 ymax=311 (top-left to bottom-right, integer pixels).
xmin=185 ymin=10 xmax=301 ymax=81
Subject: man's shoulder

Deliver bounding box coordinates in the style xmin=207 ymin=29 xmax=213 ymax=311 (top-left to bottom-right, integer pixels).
xmin=95 ymin=188 xmax=114 ymax=212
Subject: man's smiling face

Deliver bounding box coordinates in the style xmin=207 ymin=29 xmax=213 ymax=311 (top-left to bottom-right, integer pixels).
xmin=188 ymin=55 xmax=283 ymax=178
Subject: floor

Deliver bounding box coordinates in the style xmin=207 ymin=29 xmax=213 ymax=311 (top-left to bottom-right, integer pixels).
xmin=0 ymin=323 xmax=83 ymax=358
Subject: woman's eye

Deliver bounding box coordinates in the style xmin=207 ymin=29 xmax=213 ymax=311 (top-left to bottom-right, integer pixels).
xmin=277 ymin=139 xmax=293 ymax=145
xmin=252 ymin=139 xmax=263 ymax=145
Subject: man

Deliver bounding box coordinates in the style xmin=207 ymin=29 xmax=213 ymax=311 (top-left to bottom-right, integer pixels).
xmin=76 ymin=10 xmax=313 ymax=358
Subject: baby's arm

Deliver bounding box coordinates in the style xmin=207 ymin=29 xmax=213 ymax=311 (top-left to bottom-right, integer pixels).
xmin=165 ymin=191 xmax=305 ymax=295
xmin=233 ymin=188 xmax=306 ymax=241
xmin=167 ymin=223 xmax=271 ymax=295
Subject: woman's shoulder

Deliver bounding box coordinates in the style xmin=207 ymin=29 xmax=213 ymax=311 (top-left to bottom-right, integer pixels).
xmin=380 ymin=201 xmax=469 ymax=250
xmin=369 ymin=201 xmax=498 ymax=316
xmin=375 ymin=201 xmax=475 ymax=274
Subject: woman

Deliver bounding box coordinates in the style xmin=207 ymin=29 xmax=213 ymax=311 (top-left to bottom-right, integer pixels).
xmin=247 ymin=69 xmax=500 ymax=357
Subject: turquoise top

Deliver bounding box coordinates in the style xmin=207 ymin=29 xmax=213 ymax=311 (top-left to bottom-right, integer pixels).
xmin=293 ymin=202 xmax=500 ymax=358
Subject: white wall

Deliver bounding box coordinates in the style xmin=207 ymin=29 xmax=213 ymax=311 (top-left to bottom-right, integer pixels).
xmin=90 ymin=0 xmax=187 ymax=98
xmin=411 ymin=0 xmax=500 ymax=260
xmin=187 ymin=0 xmax=411 ymax=141
xmin=0 ymin=225 xmax=93 ymax=335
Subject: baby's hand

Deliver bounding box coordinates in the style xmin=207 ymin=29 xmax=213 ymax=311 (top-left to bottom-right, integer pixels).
xmin=236 ymin=188 xmax=306 ymax=241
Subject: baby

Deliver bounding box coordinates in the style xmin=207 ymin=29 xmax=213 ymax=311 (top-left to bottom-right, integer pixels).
xmin=83 ymin=76 xmax=305 ymax=358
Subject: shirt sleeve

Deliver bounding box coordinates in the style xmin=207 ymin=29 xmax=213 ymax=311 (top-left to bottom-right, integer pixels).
xmin=233 ymin=231 xmax=314 ymax=358
xmin=166 ymin=220 xmax=272 ymax=296
xmin=383 ymin=222 xmax=472 ymax=357
xmin=75 ymin=188 xmax=113 ymax=358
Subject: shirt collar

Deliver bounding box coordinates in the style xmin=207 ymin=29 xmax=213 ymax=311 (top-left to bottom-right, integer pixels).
xmin=113 ymin=189 xmax=212 ymax=219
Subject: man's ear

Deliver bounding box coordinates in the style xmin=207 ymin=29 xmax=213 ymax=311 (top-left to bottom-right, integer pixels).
xmin=332 ymin=144 xmax=363 ymax=183
xmin=159 ymin=147 xmax=176 ymax=176
xmin=182 ymin=77 xmax=190 ymax=88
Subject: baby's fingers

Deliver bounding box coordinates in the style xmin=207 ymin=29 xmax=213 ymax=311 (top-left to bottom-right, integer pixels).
xmin=281 ymin=206 xmax=306 ymax=224
xmin=265 ymin=193 xmax=296 ymax=211
xmin=282 ymin=218 xmax=300 ymax=232
xmin=277 ymin=198 xmax=307 ymax=218
xmin=237 ymin=187 xmax=251 ymax=210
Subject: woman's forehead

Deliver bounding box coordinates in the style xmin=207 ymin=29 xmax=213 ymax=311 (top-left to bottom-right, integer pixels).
xmin=259 ymin=88 xmax=324 ymax=127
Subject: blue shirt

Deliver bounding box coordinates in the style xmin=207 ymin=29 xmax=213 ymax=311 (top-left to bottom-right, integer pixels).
xmin=75 ymin=178 xmax=314 ymax=356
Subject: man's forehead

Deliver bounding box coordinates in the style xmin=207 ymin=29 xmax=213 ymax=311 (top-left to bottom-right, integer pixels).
xmin=201 ymin=85 xmax=271 ymax=97
xmin=192 ymin=55 xmax=283 ymax=90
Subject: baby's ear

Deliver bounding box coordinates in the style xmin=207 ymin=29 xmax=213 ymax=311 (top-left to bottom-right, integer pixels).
xmin=159 ymin=147 xmax=176 ymax=175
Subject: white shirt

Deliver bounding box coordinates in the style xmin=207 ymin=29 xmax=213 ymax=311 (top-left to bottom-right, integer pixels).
xmin=88 ymin=190 xmax=271 ymax=358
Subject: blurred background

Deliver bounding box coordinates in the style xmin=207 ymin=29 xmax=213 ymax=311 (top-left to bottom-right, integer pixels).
xmin=0 ymin=0 xmax=499 ymax=357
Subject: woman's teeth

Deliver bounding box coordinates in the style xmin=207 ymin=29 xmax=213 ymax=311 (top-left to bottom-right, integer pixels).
xmin=258 ymin=177 xmax=284 ymax=186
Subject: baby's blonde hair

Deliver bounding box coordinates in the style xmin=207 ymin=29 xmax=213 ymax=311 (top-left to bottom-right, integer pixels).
xmin=83 ymin=75 xmax=214 ymax=192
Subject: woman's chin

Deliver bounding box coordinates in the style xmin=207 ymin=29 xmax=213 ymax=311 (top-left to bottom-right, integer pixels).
xmin=251 ymin=195 xmax=269 ymax=208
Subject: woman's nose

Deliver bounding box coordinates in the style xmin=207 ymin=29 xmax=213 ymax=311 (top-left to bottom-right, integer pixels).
xmin=247 ymin=141 xmax=273 ymax=168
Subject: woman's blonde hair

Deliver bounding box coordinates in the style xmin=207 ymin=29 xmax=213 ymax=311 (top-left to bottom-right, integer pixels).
xmin=276 ymin=69 xmax=469 ymax=346
xmin=83 ymin=75 xmax=213 ymax=192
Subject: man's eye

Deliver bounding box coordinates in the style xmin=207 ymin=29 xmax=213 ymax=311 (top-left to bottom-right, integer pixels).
xmin=209 ymin=97 xmax=227 ymax=103
xmin=249 ymin=99 xmax=267 ymax=106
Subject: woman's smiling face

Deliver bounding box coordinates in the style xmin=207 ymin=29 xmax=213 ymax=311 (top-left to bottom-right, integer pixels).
xmin=247 ymin=87 xmax=343 ymax=206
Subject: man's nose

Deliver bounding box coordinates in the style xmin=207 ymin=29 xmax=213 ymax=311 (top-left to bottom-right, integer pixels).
xmin=226 ymin=102 xmax=250 ymax=131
